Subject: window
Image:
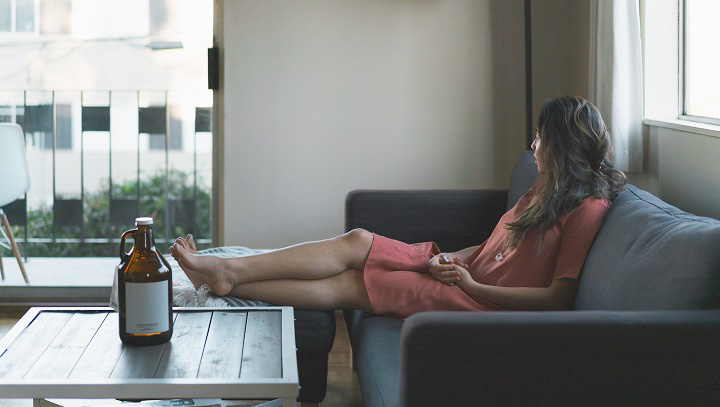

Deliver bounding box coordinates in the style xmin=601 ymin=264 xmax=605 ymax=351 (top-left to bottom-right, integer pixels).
xmin=0 ymin=0 xmax=214 ymax=261
xmin=0 ymin=0 xmax=38 ymax=34
xmin=682 ymin=0 xmax=720 ymax=124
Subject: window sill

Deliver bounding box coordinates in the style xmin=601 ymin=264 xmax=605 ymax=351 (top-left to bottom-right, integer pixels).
xmin=643 ymin=117 xmax=720 ymax=139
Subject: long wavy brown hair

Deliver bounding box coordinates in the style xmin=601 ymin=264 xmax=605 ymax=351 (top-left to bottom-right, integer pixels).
xmin=503 ymin=95 xmax=627 ymax=250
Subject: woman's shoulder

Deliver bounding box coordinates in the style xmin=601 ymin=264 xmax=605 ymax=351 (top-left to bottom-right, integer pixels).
xmin=581 ymin=195 xmax=611 ymax=211
xmin=562 ymin=196 xmax=610 ymax=225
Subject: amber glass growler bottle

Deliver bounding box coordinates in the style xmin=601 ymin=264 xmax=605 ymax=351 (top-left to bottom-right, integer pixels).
xmin=117 ymin=217 xmax=173 ymax=346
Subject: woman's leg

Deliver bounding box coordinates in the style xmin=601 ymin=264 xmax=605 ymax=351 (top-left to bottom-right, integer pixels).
xmin=227 ymin=268 xmax=373 ymax=312
xmin=170 ymin=229 xmax=374 ymax=296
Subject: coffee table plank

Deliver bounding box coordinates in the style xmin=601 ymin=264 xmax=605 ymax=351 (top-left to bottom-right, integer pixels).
xmin=69 ymin=312 xmax=125 ymax=379
xmin=155 ymin=311 xmax=212 ymax=378
xmin=25 ymin=312 xmax=108 ymax=379
xmin=197 ymin=311 xmax=248 ymax=378
xmin=240 ymin=310 xmax=282 ymax=379
xmin=110 ymin=313 xmax=179 ymax=378
xmin=0 ymin=311 xmax=73 ymax=379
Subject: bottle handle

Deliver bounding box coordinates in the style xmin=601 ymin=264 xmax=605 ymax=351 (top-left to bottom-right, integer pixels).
xmin=120 ymin=228 xmax=137 ymax=261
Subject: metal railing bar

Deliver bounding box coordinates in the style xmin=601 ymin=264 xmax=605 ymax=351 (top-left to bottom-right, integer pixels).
xmin=52 ymin=90 xmax=56 ymax=242
xmin=80 ymin=91 xmax=85 ymax=242
xmin=136 ymin=91 xmax=141 ymax=210
xmin=164 ymin=91 xmax=170 ymax=243
xmin=23 ymin=90 xmax=28 ymax=258
xmin=108 ymin=91 xmax=113 ymax=238
xmin=194 ymin=124 xmax=198 ymax=236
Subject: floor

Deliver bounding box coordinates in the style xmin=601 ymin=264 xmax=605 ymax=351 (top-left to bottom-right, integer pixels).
xmin=0 ymin=308 xmax=365 ymax=407
xmin=324 ymin=312 xmax=365 ymax=407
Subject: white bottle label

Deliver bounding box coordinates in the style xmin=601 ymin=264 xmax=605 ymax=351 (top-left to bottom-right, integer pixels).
xmin=125 ymin=281 xmax=170 ymax=334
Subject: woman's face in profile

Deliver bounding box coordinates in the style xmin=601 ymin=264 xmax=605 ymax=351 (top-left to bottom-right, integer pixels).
xmin=531 ymin=132 xmax=543 ymax=173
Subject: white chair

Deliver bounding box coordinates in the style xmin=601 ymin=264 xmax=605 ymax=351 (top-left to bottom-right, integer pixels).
xmin=0 ymin=123 xmax=30 ymax=284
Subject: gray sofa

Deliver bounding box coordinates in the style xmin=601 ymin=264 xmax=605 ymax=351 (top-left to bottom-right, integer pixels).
xmin=344 ymin=151 xmax=720 ymax=406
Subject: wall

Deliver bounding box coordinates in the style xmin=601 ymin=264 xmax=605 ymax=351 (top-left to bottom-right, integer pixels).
xmin=635 ymin=127 xmax=720 ymax=219
xmin=530 ymin=0 xmax=591 ymax=121
xmin=219 ymin=0 xmax=526 ymax=248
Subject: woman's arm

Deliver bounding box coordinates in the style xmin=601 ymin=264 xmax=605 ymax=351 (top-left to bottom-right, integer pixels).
xmin=454 ymin=265 xmax=578 ymax=310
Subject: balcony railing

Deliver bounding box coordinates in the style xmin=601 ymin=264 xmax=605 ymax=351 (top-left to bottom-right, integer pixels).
xmin=0 ymin=90 xmax=213 ymax=257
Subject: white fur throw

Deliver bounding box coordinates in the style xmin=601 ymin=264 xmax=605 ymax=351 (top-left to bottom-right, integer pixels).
xmin=168 ymin=246 xmax=272 ymax=308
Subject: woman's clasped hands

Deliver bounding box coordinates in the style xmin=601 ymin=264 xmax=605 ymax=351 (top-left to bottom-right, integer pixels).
xmin=428 ymin=253 xmax=470 ymax=286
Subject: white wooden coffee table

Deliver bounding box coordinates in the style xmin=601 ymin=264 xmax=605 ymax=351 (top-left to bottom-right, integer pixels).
xmin=0 ymin=307 xmax=299 ymax=407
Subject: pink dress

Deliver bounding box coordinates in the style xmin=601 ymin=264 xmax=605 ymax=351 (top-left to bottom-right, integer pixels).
xmin=362 ymin=187 xmax=610 ymax=319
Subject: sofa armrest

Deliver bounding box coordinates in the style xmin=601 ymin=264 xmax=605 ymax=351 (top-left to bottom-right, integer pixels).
xmin=400 ymin=310 xmax=720 ymax=406
xmin=345 ymin=189 xmax=507 ymax=252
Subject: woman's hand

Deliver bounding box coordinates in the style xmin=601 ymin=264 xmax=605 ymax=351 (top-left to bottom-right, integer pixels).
xmin=428 ymin=253 xmax=469 ymax=286
xmin=452 ymin=263 xmax=473 ymax=288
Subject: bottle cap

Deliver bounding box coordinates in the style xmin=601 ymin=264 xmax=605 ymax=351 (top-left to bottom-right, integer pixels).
xmin=135 ymin=217 xmax=153 ymax=226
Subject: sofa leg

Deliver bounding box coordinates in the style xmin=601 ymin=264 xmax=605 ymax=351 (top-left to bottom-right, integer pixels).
xmin=297 ymin=352 xmax=329 ymax=403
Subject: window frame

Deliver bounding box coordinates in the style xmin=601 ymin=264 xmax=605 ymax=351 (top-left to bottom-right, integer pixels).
xmin=678 ymin=0 xmax=720 ymax=126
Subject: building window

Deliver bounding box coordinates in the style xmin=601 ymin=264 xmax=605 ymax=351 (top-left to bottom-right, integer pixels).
xmin=0 ymin=0 xmax=38 ymax=34
xmin=682 ymin=0 xmax=720 ymax=124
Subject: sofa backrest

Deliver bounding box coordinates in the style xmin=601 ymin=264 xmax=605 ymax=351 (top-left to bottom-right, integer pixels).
xmin=504 ymin=151 xmax=720 ymax=311
xmin=575 ymin=184 xmax=720 ymax=310
xmin=506 ymin=150 xmax=538 ymax=211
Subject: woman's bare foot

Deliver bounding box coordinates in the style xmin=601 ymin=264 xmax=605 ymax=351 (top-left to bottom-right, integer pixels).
xmin=170 ymin=239 xmax=236 ymax=296
xmin=170 ymin=235 xmax=207 ymax=290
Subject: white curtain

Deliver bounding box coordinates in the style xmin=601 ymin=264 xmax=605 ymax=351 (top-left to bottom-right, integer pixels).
xmin=589 ymin=0 xmax=644 ymax=172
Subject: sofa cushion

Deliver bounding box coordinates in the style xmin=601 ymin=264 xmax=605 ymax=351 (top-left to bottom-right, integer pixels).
xmin=506 ymin=150 xmax=539 ymax=211
xmin=356 ymin=317 xmax=403 ymax=407
xmin=575 ymin=184 xmax=720 ymax=310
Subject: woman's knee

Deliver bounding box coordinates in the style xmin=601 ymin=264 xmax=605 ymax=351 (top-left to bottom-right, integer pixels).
xmin=343 ymin=228 xmax=373 ymax=245
xmin=340 ymin=228 xmax=374 ymax=268
xmin=342 ymin=228 xmax=374 ymax=253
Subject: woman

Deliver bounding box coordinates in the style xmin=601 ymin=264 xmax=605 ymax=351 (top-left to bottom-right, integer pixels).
xmin=170 ymin=95 xmax=626 ymax=319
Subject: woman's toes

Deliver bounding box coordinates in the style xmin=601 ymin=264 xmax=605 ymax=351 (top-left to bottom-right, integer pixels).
xmin=186 ymin=234 xmax=197 ymax=253
xmin=174 ymin=241 xmax=187 ymax=255
xmin=175 ymin=237 xmax=189 ymax=250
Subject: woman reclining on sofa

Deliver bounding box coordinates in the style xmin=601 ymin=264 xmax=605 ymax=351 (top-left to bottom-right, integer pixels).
xmin=169 ymin=95 xmax=626 ymax=319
